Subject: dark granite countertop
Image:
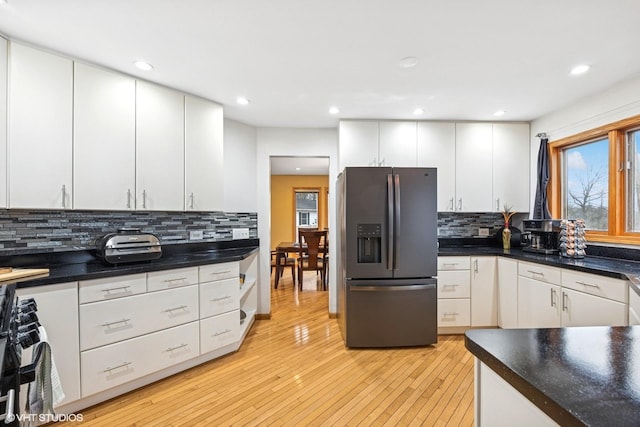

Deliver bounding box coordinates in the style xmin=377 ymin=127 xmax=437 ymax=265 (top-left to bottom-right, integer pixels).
xmin=465 ymin=327 xmax=640 ymax=427
xmin=3 ymin=240 xmax=260 ymax=289
xmin=438 ymin=246 xmax=640 ymax=297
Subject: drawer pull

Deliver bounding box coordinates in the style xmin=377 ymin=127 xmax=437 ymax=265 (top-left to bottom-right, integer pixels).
xmin=576 ymin=281 xmax=600 ymax=289
xmin=103 ymin=361 xmax=132 ymax=373
xmin=528 ymin=270 xmax=544 ymax=276
xmin=442 ymin=284 xmax=459 ymax=288
xmin=164 ymin=277 xmax=188 ymax=283
xmin=211 ymin=296 xmax=232 ymax=302
xmin=210 ymin=270 xmax=232 ymax=276
xmin=442 ymin=263 xmax=459 ymax=267
xmin=101 ymin=318 xmax=131 ymax=328
xmin=213 ymin=329 xmax=232 ymax=337
xmin=165 ymin=343 xmax=189 ymax=352
xmin=442 ymin=312 xmax=459 ymax=317
xmin=164 ymin=305 xmax=188 ymax=313
xmin=101 ymin=285 xmax=131 ymax=293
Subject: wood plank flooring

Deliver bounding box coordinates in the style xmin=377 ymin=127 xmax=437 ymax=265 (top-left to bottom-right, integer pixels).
xmin=60 ymin=274 xmax=474 ymax=426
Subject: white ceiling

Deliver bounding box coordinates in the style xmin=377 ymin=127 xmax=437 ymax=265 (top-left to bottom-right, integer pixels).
xmin=270 ymin=156 xmax=329 ymax=175
xmin=1 ymin=1 xmax=640 ymax=128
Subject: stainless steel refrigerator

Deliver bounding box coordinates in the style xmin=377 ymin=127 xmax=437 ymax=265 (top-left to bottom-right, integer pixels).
xmin=336 ymin=167 xmax=437 ymax=347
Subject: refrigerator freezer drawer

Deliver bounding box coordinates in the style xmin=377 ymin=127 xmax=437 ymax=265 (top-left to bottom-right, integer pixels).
xmin=345 ymin=280 xmax=437 ymax=347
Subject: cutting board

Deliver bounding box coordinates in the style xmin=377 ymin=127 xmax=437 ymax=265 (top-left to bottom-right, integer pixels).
xmin=0 ymin=268 xmax=50 ymax=282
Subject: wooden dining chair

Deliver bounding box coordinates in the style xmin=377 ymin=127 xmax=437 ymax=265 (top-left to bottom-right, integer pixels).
xmin=271 ymin=250 xmax=295 ymax=288
xmin=297 ymin=229 xmax=327 ymax=291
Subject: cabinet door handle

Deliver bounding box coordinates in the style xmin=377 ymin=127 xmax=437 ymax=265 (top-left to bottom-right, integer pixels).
xmin=458 ymin=198 xmax=462 ymax=211
xmin=164 ymin=277 xmax=188 ymax=283
xmin=101 ymin=285 xmax=131 ymax=293
xmin=101 ymin=318 xmax=131 ymax=328
xmin=528 ymin=270 xmax=544 ymax=277
xmin=550 ymin=288 xmax=556 ymax=307
xmin=213 ymin=329 xmax=232 ymax=337
xmin=496 ymin=198 xmax=500 ymax=211
xmin=127 ymin=189 xmax=132 ymax=209
xmin=474 ymin=259 xmax=478 ymax=274
xmin=576 ymin=281 xmax=600 ymax=289
xmin=165 ymin=343 xmax=189 ymax=352
xmin=61 ymin=185 xmax=67 ymax=209
xmin=142 ymin=189 xmax=147 ymax=209
xmin=449 ymin=197 xmax=454 ymax=210
xmin=103 ymin=361 xmax=132 ymax=373
xmin=562 ymin=292 xmax=568 ymax=311
xmin=442 ymin=312 xmax=459 ymax=317
xmin=210 ymin=270 xmax=232 ymax=276
xmin=163 ymin=305 xmax=188 ymax=313
xmin=211 ymin=296 xmax=232 ymax=302
xmin=188 ymin=192 xmax=194 ymax=210
xmin=442 ymin=284 xmax=459 ymax=288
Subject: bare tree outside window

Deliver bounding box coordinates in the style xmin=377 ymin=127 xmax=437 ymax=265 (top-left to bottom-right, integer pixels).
xmin=564 ymin=139 xmax=608 ymax=230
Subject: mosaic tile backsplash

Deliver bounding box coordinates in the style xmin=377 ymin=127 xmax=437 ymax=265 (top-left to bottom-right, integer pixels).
xmin=437 ymin=212 xmax=527 ymax=238
xmin=0 ymin=210 xmax=258 ymax=254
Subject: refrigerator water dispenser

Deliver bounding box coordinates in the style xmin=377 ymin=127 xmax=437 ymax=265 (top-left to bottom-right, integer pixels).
xmin=357 ymin=224 xmax=381 ymax=263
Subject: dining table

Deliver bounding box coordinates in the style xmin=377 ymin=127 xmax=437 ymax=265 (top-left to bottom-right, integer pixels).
xmin=274 ymin=241 xmax=327 ymax=289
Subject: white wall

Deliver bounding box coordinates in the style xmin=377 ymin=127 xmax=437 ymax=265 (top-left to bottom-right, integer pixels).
xmin=530 ymin=73 xmax=640 ymax=213
xmin=256 ymin=127 xmax=339 ymax=315
xmin=223 ymin=118 xmax=258 ymax=212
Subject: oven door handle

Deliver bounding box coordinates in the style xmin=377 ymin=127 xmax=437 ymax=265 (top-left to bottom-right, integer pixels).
xmin=0 ymin=389 xmax=15 ymax=423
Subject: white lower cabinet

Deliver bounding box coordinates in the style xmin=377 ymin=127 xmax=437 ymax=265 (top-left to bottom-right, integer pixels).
xmin=199 ymin=278 xmax=240 ymax=318
xmin=497 ymin=257 xmax=518 ymax=328
xmin=471 ymin=257 xmax=497 ymax=327
xmin=200 ymin=310 xmax=241 ymax=354
xmin=438 ymin=299 xmax=471 ymax=327
xmin=81 ymin=321 xmax=199 ymax=397
xmin=437 ymin=256 xmax=471 ymax=329
xmin=561 ymin=288 xmax=627 ymax=327
xmin=517 ymin=276 xmax=561 ymax=328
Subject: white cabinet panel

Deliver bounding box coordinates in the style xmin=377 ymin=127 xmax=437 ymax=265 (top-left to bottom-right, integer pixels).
xmin=437 ymin=270 xmax=470 ymax=298
xmin=184 ymin=95 xmax=223 ymax=211
xmin=471 ymin=257 xmax=497 ymax=327
xmin=497 ymin=257 xmax=518 ymax=328
xmin=455 ymin=123 xmax=493 ymax=212
xmin=438 ymin=299 xmax=470 ymax=327
xmin=199 ymin=262 xmax=240 ymax=282
xmin=8 ymin=42 xmax=73 ymax=209
xmin=200 ymin=278 xmax=240 ymax=318
xmin=437 ymin=256 xmax=470 ymax=270
xmin=136 ymin=81 xmax=185 ymax=211
xmin=17 ymin=282 xmax=81 ymax=405
xmin=417 ymin=122 xmax=456 ymax=211
xmin=630 ymin=290 xmax=640 ymax=326
xmin=79 ymin=274 xmax=147 ymax=304
xmin=378 ymin=121 xmax=417 ymax=167
xmin=561 ymin=269 xmax=627 ymax=304
xmin=517 ymin=276 xmax=561 ymax=328
xmin=338 ymin=120 xmax=379 ymax=170
xmin=561 ymin=288 xmax=627 ymax=327
xmin=81 ymin=322 xmax=199 ymax=397
xmin=492 ymin=123 xmax=530 ymax=212
xmin=518 ymin=261 xmax=561 ymax=285
xmin=200 ymin=310 xmax=240 ymax=353
xmin=74 ymin=62 xmax=136 ymax=210
xmin=147 ymin=267 xmax=198 ymax=292
xmin=0 ymin=38 xmax=6 ymax=208
xmin=80 ymin=285 xmax=199 ymax=350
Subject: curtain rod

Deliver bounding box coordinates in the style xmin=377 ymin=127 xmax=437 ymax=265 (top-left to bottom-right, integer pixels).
xmin=536 ymin=132 xmax=548 ymax=139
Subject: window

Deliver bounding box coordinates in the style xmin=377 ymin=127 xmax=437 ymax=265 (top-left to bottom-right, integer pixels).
xmin=298 ymin=211 xmax=310 ymax=225
xmin=563 ymin=138 xmax=609 ymax=231
xmin=549 ymin=114 xmax=640 ymax=244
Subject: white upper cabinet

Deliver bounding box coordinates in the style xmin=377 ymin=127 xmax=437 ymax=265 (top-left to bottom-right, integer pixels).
xmin=455 ymin=123 xmax=493 ymax=212
xmin=0 ymin=38 xmax=6 ymax=208
xmin=74 ymin=63 xmax=136 ymax=210
xmin=378 ymin=121 xmax=417 ymax=167
xmin=339 ymin=120 xmax=379 ymax=170
xmin=417 ymin=122 xmax=456 ymax=211
xmin=8 ymin=42 xmax=73 ymax=209
xmin=136 ymin=81 xmax=185 ymax=211
xmin=493 ymin=123 xmax=530 ymax=212
xmin=184 ymin=95 xmax=223 ymax=211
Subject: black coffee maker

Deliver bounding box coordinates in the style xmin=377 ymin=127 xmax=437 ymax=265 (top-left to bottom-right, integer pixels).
xmin=521 ymin=219 xmax=561 ymax=254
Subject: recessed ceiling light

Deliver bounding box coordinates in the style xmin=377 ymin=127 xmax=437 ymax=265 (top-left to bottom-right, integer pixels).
xmin=237 ymin=97 xmax=250 ymax=105
xmin=134 ymin=60 xmax=153 ymax=71
xmin=399 ymin=56 xmax=418 ymax=68
xmin=413 ymin=108 xmax=425 ymax=115
xmin=570 ymin=64 xmax=590 ymax=76
xmin=493 ymin=110 xmax=506 ymax=117
xmin=329 ymin=107 xmax=340 ymax=115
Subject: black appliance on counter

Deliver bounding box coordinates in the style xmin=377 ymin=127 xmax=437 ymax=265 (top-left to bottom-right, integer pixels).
xmin=0 ymin=284 xmax=44 ymax=425
xmin=521 ymin=219 xmax=561 ymax=254
xmin=96 ymin=228 xmax=162 ymax=264
xmin=337 ymin=167 xmax=438 ymax=348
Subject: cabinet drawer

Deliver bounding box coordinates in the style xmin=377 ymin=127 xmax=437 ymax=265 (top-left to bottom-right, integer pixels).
xmin=199 ymin=262 xmax=239 ymax=283
xmin=437 ymin=256 xmax=470 ymax=271
xmin=437 ymin=270 xmax=470 ymax=298
xmin=79 ymin=274 xmax=146 ymax=304
xmin=561 ymin=270 xmax=628 ymax=303
xmin=437 ymin=298 xmax=470 ymax=327
xmin=81 ymin=321 xmax=199 ymax=397
xmin=80 ymin=285 xmax=199 ymax=351
xmin=200 ymin=310 xmax=240 ymax=354
xmin=200 ymin=278 xmax=240 ymax=318
xmin=518 ymin=261 xmax=561 ymax=285
xmin=147 ymin=267 xmax=198 ymax=292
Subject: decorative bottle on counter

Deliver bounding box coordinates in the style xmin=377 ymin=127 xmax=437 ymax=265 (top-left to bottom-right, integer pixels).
xmin=502 ymin=223 xmax=511 ymax=250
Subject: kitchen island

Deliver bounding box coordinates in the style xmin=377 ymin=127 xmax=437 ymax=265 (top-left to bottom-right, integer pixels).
xmin=465 ymin=326 xmax=640 ymax=426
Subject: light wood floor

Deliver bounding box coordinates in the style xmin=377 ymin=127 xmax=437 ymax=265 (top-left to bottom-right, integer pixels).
xmin=61 ymin=274 xmax=474 ymax=426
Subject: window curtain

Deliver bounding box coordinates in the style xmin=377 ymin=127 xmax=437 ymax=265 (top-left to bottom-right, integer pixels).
xmin=533 ymin=137 xmax=551 ymax=219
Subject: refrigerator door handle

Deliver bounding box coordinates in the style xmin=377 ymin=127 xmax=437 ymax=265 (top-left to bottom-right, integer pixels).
xmin=387 ymin=173 xmax=394 ymax=270
xmin=393 ymin=173 xmax=401 ymax=270
xmin=350 ymin=284 xmax=436 ymax=292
